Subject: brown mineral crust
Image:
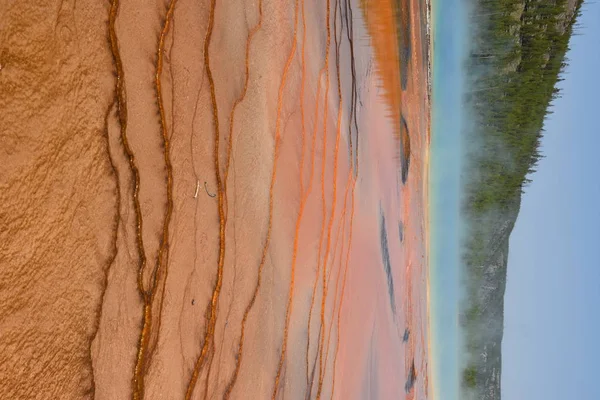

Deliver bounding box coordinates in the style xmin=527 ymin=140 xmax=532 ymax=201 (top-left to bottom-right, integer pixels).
xmin=0 ymin=1 xmax=117 ymax=398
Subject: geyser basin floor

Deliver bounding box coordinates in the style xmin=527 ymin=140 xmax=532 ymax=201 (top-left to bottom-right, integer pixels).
xmin=0 ymin=0 xmax=431 ymax=399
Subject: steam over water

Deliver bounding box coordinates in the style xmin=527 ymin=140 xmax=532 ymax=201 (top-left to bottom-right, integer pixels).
xmin=429 ymin=0 xmax=468 ymax=398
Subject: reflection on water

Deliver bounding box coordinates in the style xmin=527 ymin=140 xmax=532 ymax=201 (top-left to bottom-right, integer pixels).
xmin=358 ymin=0 xmax=431 ymax=399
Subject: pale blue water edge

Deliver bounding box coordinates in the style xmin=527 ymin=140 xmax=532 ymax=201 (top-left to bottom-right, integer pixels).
xmin=429 ymin=0 xmax=468 ymax=399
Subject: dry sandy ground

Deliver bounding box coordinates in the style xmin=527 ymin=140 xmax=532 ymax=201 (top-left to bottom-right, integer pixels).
xmin=0 ymin=0 xmax=429 ymax=399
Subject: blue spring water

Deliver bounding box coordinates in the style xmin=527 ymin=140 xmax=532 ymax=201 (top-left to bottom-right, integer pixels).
xmin=429 ymin=0 xmax=468 ymax=398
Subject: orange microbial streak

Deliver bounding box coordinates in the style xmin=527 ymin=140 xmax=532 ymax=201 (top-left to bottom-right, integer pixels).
xmin=330 ymin=4 xmax=360 ymax=392
xmin=108 ymin=0 xmax=148 ymax=305
xmin=304 ymin=69 xmax=324 ymax=390
xmin=321 ymin=173 xmax=351 ymax=398
xmin=323 ymin=169 xmax=351 ymax=371
xmin=306 ymin=1 xmax=332 ymax=396
xmin=324 ymin=1 xmax=358 ymax=391
xmin=322 ymin=0 xmax=346 ymax=373
xmin=330 ymin=177 xmax=356 ymax=400
xmin=209 ymin=0 xmax=264 ymax=395
xmin=326 ymin=187 xmax=347 ymax=289
xmin=154 ymin=0 xmax=177 ymax=298
xmin=108 ymin=0 xmax=147 ymax=313
xmin=202 ymin=340 xmax=216 ymax=400
xmin=322 ymin=210 xmax=348 ymax=369
xmin=185 ymin=0 xmax=225 ymax=398
xmin=223 ymin=0 xmax=264 ymax=214
xmin=271 ymin=0 xmax=308 ymax=397
xmin=108 ymin=0 xmax=140 ymax=300
xmin=149 ymin=0 xmax=177 ymax=351
xmin=324 ymin=0 xmax=345 ymax=293
xmin=204 ymin=2 xmax=263 ymax=397
xmin=316 ymin=2 xmax=341 ymax=398
xmin=342 ymin=0 xmax=359 ymax=178
xmin=222 ymin=2 xmax=299 ymax=398
xmin=298 ymin=0 xmax=307 ymax=197
xmin=108 ymin=0 xmax=176 ymax=398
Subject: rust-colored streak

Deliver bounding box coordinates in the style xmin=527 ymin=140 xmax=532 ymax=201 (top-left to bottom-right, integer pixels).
xmin=271 ymin=0 xmax=307 ymax=396
xmin=108 ymin=0 xmax=146 ymax=303
xmin=108 ymin=0 xmax=148 ymax=303
xmin=153 ymin=8 xmax=179 ymax=368
xmin=149 ymin=0 xmax=178 ymax=351
xmin=223 ymin=2 xmax=299 ymax=398
xmin=223 ymin=0 xmax=264 ymax=212
xmin=204 ymin=1 xmax=264 ymax=397
xmin=185 ymin=0 xmax=224 ymax=397
xmin=153 ymin=0 xmax=177 ymax=295
xmin=107 ymin=1 xmax=155 ymax=399
xmin=129 ymin=1 xmax=178 ymax=398
xmin=202 ymin=340 xmax=216 ymax=400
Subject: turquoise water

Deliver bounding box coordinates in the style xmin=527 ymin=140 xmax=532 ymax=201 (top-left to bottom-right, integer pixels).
xmin=429 ymin=0 xmax=468 ymax=398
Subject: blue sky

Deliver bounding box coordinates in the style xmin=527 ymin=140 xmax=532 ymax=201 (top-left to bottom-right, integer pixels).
xmin=502 ymin=2 xmax=600 ymax=399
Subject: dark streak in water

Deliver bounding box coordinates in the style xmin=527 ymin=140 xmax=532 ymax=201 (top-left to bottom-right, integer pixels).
xmin=398 ymin=220 xmax=404 ymax=242
xmin=400 ymin=115 xmax=410 ymax=184
xmin=379 ymin=207 xmax=396 ymax=315
xmin=405 ymin=359 xmax=417 ymax=393
xmin=342 ymin=0 xmax=359 ymax=178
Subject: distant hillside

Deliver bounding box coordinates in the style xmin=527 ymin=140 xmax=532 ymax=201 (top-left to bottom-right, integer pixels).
xmin=460 ymin=0 xmax=584 ymax=398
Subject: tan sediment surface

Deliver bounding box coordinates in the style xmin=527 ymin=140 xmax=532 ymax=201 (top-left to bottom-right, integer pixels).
xmin=0 ymin=1 xmax=117 ymax=398
xmin=0 ymin=0 xmax=429 ymax=399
